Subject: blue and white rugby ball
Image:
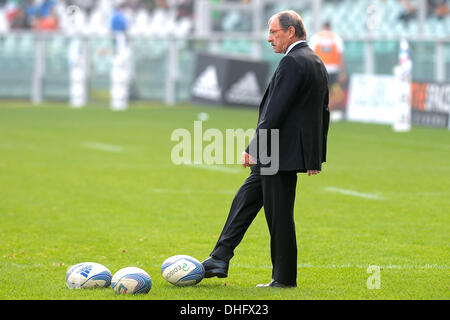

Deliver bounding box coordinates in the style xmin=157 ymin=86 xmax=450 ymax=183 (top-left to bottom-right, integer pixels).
xmin=66 ymin=262 xmax=112 ymax=289
xmin=161 ymin=255 xmax=205 ymax=286
xmin=111 ymin=267 xmax=152 ymax=294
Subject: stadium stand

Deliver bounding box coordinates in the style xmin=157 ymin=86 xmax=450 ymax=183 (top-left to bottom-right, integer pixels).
xmin=1 ymin=0 xmax=447 ymax=37
xmin=0 ymin=0 xmax=449 ymax=102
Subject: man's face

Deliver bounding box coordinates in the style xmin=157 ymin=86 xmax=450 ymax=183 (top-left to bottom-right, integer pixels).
xmin=268 ymin=18 xmax=290 ymax=54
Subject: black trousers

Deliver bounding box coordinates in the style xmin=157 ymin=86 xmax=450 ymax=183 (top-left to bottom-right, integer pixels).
xmin=210 ymin=170 xmax=298 ymax=285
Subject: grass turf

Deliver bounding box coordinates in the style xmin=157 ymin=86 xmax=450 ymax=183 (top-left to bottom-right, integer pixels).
xmin=0 ymin=100 xmax=448 ymax=300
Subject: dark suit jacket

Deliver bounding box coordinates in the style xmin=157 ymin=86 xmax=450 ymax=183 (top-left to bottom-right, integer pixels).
xmin=246 ymin=42 xmax=330 ymax=172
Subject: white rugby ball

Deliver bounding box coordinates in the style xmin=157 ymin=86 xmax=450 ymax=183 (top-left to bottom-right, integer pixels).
xmin=111 ymin=267 xmax=152 ymax=294
xmin=161 ymin=255 xmax=205 ymax=286
xmin=66 ymin=262 xmax=112 ymax=289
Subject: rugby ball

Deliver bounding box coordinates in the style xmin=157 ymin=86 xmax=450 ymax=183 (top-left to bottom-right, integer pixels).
xmin=66 ymin=262 xmax=112 ymax=289
xmin=111 ymin=267 xmax=152 ymax=294
xmin=161 ymin=255 xmax=205 ymax=286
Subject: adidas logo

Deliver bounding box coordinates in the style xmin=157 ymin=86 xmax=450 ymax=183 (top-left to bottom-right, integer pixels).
xmin=225 ymin=71 xmax=262 ymax=106
xmin=191 ymin=65 xmax=221 ymax=101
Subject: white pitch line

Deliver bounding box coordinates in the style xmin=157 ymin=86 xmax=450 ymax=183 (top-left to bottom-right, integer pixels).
xmin=82 ymin=142 xmax=124 ymax=153
xmin=324 ymin=186 xmax=385 ymax=200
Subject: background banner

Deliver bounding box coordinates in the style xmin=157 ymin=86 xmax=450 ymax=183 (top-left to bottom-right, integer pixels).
xmin=347 ymin=75 xmax=450 ymax=129
xmin=191 ymin=53 xmax=269 ymax=108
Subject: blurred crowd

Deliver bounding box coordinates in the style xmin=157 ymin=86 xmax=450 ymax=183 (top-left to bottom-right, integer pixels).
xmin=1 ymin=0 xmax=448 ymax=35
xmin=0 ymin=0 xmax=195 ymax=35
xmin=398 ymin=0 xmax=449 ymax=21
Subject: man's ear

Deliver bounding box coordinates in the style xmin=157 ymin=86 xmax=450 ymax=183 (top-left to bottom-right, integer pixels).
xmin=288 ymin=26 xmax=295 ymax=38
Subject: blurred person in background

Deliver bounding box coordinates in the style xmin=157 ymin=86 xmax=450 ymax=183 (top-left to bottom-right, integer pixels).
xmin=309 ymin=21 xmax=346 ymax=88
xmin=176 ymin=0 xmax=193 ymax=20
xmin=398 ymin=0 xmax=417 ymax=22
xmin=309 ymin=21 xmax=347 ymax=111
xmin=24 ymin=0 xmax=40 ymax=28
xmin=428 ymin=0 xmax=449 ymax=18
xmin=24 ymin=0 xmax=57 ymax=29
xmin=9 ymin=5 xmax=27 ymax=28
xmin=38 ymin=0 xmax=56 ymax=17
xmin=4 ymin=0 xmax=23 ymax=27
xmin=34 ymin=4 xmax=58 ymax=30
xmin=175 ymin=0 xmax=194 ymax=35
xmin=111 ymin=3 xmax=128 ymax=55
xmin=111 ymin=3 xmax=128 ymax=34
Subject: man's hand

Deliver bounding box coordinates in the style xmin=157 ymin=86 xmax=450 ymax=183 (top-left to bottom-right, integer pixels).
xmin=241 ymin=151 xmax=256 ymax=168
xmin=307 ymin=170 xmax=321 ymax=176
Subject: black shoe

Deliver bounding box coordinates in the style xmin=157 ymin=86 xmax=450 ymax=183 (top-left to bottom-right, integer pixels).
xmin=256 ymin=279 xmax=297 ymax=288
xmin=202 ymin=256 xmax=229 ymax=278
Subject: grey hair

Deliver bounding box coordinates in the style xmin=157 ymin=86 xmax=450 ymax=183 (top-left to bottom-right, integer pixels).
xmin=269 ymin=10 xmax=307 ymax=40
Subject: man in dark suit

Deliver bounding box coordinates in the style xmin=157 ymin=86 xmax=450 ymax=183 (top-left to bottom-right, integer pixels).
xmin=202 ymin=10 xmax=330 ymax=288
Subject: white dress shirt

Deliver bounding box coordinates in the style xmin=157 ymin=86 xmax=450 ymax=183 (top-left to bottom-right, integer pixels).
xmin=285 ymin=40 xmax=306 ymax=55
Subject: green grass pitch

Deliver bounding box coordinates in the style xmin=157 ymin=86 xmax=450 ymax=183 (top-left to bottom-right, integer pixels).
xmin=0 ymin=100 xmax=448 ymax=300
